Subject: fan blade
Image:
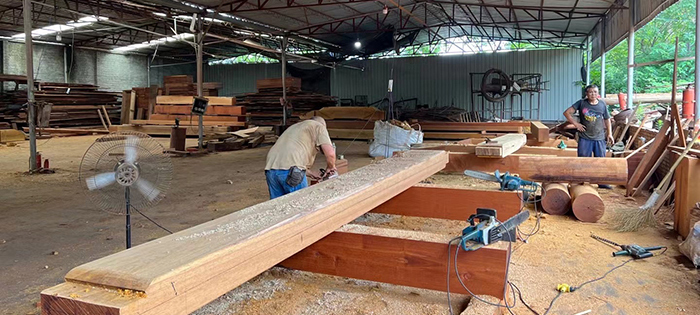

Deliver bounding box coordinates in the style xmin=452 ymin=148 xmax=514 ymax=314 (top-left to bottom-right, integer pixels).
xmin=135 ymin=178 xmax=160 ymax=201
xmin=86 ymin=172 xmax=116 ymax=190
xmin=124 ymin=136 xmax=138 ymax=164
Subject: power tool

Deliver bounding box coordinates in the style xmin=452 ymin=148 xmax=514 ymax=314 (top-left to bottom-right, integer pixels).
xmin=460 ymin=208 xmax=530 ymax=251
xmin=591 ymin=234 xmax=665 ymax=259
xmin=463 ymin=169 xmax=538 ymax=193
xmin=318 ymin=168 xmax=338 ymax=182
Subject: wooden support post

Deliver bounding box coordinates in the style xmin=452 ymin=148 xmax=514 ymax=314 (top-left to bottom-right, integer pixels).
xmin=371 ymin=184 xmax=522 ymax=222
xmin=121 ymin=90 xmax=132 ymax=125
xmin=541 ymin=183 xmax=572 ymax=215
xmin=41 ymin=151 xmax=449 ymax=315
xmin=445 ymin=153 xmax=628 ymax=185
xmin=475 ymin=134 xmax=527 ymax=158
xmin=280 ymin=226 xmax=509 ymax=299
xmin=674 ymin=155 xmax=700 ymax=238
xmin=569 ymin=184 xmax=605 ymax=223
xmin=129 ymin=90 xmax=136 ymax=123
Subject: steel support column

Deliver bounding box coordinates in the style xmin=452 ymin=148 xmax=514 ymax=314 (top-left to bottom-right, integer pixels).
xmin=281 ymin=36 xmax=288 ymax=127
xmin=601 ymin=50 xmax=606 ymax=96
xmin=627 ymin=0 xmax=635 ymax=108
xmin=196 ymin=24 xmax=204 ymax=150
xmin=23 ymin=0 xmax=37 ymax=172
xmin=586 ymin=36 xmax=591 ymax=85
xmin=692 ymin=0 xmax=700 ymax=132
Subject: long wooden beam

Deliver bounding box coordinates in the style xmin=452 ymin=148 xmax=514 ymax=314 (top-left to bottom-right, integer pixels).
xmin=280 ymin=226 xmax=509 ymax=299
xmin=444 ymin=153 xmax=628 ymax=185
xmin=415 ymin=144 xmax=584 ymax=157
xmin=371 ymin=185 xmax=522 ymax=222
xmin=41 ymin=150 xmax=449 ymax=315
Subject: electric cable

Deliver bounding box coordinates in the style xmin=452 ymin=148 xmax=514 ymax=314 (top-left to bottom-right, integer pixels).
xmin=132 ymin=205 xmax=173 ymax=234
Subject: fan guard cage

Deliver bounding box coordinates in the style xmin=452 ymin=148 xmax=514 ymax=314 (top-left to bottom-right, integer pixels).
xmin=79 ymin=131 xmax=173 ymax=215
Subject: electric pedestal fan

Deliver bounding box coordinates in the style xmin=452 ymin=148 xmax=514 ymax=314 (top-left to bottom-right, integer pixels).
xmin=79 ymin=131 xmax=173 ymax=248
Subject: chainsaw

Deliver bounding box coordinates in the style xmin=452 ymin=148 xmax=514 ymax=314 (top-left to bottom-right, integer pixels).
xmin=463 ymin=169 xmax=538 ymax=193
xmin=460 ymin=208 xmax=530 ymax=251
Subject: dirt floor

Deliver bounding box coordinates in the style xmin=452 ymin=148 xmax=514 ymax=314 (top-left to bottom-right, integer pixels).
xmin=0 ymin=135 xmax=698 ymax=315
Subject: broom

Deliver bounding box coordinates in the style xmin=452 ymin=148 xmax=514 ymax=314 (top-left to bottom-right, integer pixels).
xmin=615 ymin=129 xmax=700 ymax=231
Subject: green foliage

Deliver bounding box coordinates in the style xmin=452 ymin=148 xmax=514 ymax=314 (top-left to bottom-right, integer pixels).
xmin=589 ymin=0 xmax=696 ymax=95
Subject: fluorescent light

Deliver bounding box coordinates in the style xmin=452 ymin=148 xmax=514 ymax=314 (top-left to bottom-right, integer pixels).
xmin=12 ymin=15 xmax=106 ymax=40
xmin=153 ymin=12 xmax=167 ymax=17
xmin=112 ymin=33 xmax=194 ymax=52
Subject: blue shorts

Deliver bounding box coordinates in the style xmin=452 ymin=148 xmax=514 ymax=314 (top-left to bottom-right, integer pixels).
xmin=265 ymin=169 xmax=308 ymax=199
xmin=577 ymin=138 xmax=607 ymax=157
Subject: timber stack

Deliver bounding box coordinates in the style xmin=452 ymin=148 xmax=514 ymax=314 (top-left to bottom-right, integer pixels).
xmin=161 ymin=75 xmax=222 ymax=96
xmin=236 ymin=77 xmax=337 ymax=126
xmin=2 ymin=81 xmax=120 ymax=129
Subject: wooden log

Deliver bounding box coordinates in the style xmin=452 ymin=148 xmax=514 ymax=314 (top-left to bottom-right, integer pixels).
xmin=569 ymin=184 xmax=605 ymax=223
xmin=415 ymin=121 xmax=527 ymax=132
xmin=445 ymin=153 xmax=628 ymax=185
xmin=0 ymin=129 xmax=25 ymax=142
xmin=371 ymin=184 xmax=522 ymax=222
xmin=530 ymin=121 xmax=549 ymax=142
xmin=280 ymin=226 xmax=509 ymax=299
xmin=541 ymin=183 xmax=572 ymax=215
xmin=626 ymin=120 xmax=672 ymax=196
xmin=40 ymin=150 xmax=449 ymax=315
xmin=674 ymin=155 xmax=700 ymax=238
xmin=423 ymin=132 xmax=506 ymax=140
xmin=475 ymin=134 xmax=527 ymax=158
xmin=413 ymin=144 xmax=586 ymax=157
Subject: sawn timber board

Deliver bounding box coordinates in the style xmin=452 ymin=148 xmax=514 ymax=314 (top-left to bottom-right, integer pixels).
xmin=41 ymin=150 xmax=449 ymax=315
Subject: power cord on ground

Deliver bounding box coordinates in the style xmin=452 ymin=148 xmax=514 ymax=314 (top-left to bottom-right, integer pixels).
xmin=131 ymin=205 xmax=173 ymax=234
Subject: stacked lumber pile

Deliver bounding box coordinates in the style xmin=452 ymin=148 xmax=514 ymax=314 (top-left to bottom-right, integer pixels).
xmin=298 ymin=107 xmax=385 ymax=140
xmin=205 ymin=127 xmax=267 ymax=152
xmin=2 ymin=82 xmax=120 ymax=129
xmin=148 ymin=95 xmax=245 ymax=127
xmin=236 ymin=77 xmax=336 ymax=126
xmin=161 ymin=75 xmax=222 ymax=96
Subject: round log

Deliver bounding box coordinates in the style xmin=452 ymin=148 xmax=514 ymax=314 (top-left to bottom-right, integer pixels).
xmin=569 ymin=184 xmax=605 ymax=223
xmin=541 ymin=183 xmax=572 ymax=215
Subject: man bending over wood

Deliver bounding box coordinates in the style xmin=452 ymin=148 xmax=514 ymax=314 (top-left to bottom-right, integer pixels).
xmin=563 ymin=84 xmax=614 ymax=189
xmin=265 ymin=116 xmax=337 ymax=199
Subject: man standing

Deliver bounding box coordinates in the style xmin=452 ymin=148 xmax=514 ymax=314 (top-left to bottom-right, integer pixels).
xmin=564 ymin=85 xmax=614 ymax=188
xmin=264 ymin=116 xmax=336 ymax=199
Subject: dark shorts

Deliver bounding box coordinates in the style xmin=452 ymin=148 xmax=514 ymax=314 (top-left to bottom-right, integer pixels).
xmin=577 ymin=138 xmax=606 ymax=157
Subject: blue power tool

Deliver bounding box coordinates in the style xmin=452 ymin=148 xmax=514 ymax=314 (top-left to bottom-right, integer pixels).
xmin=460 ymin=208 xmax=530 ymax=251
xmin=463 ymin=169 xmax=538 ymax=193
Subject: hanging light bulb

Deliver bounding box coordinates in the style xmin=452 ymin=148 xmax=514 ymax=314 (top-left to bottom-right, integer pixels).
xmin=354 ymin=41 xmax=361 ymax=49
xmin=56 ymin=32 xmax=61 ymax=41
xmin=383 ymin=5 xmax=388 ymax=15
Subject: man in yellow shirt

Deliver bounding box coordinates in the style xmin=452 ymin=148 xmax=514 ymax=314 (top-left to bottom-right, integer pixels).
xmin=264 ymin=116 xmax=336 ymax=199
